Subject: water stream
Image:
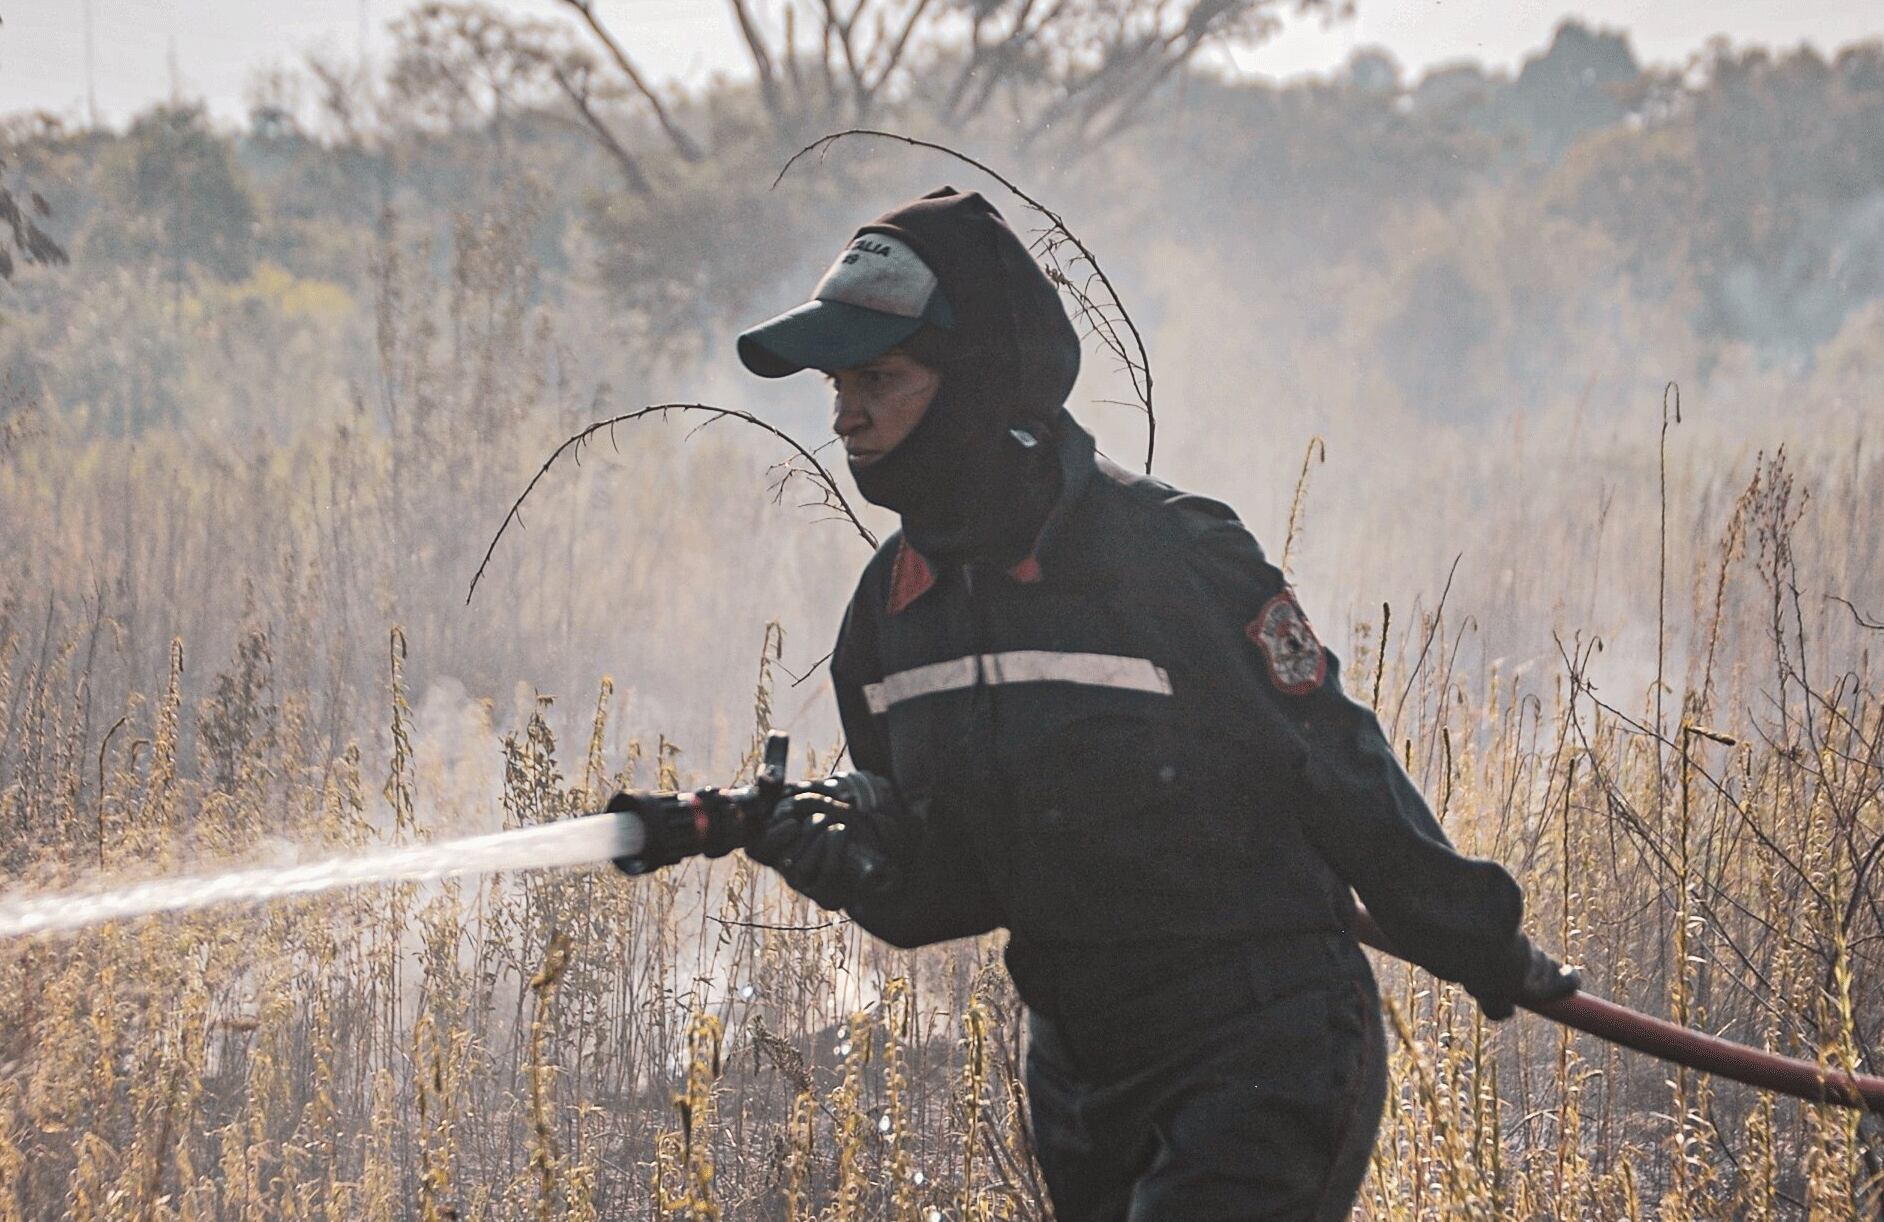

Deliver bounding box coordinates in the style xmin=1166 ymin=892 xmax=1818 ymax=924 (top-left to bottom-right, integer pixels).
xmin=0 ymin=812 xmax=643 ymax=940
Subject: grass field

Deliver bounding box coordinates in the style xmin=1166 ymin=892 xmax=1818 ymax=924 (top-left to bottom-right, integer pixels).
xmin=2 ymin=128 xmax=1883 ymax=1216
xmin=2 ymin=386 xmax=1881 ymax=1218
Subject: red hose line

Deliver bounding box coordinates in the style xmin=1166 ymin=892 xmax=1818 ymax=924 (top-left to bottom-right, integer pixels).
xmin=1348 ymin=905 xmax=1884 ymax=1112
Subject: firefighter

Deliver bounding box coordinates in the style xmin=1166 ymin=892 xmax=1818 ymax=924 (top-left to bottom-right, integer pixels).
xmin=734 ymin=187 xmax=1578 ymax=1219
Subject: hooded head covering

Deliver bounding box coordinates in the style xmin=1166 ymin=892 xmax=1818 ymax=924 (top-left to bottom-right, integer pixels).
xmin=738 ymin=187 xmax=1082 ymax=562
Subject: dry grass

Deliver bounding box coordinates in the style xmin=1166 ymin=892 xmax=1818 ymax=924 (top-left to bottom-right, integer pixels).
xmin=2 ymin=191 xmax=1881 ymax=1220
xmin=3 ymin=429 xmax=1880 ymax=1217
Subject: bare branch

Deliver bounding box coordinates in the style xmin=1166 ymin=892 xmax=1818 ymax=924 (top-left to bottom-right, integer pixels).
xmin=954 ymin=0 xmax=1063 ymax=126
xmin=817 ymin=10 xmax=842 ymax=115
xmin=783 ymin=647 xmax=838 ymax=687
xmin=304 ymin=52 xmax=367 ymax=145
xmin=941 ymin=4 xmax=993 ymax=119
xmin=862 ymin=0 xmax=934 ymax=106
xmin=708 ymin=914 xmax=836 ymax=932
xmin=818 ymin=0 xmax=869 ymax=119
xmin=0 ymin=168 xmax=67 ymax=277
xmin=556 ymin=0 xmax=704 ymax=161
xmin=1084 ymin=17 xmax=1227 ymax=144
xmin=1829 ymin=594 xmax=1884 ymax=632
xmin=545 ymin=60 xmax=654 ymax=195
xmin=783 ymin=3 xmax=804 ymax=102
xmin=1391 ymin=553 xmax=1463 ymax=737
xmin=468 ymin=403 xmax=876 ymax=604
xmin=728 ymin=0 xmax=789 ymax=123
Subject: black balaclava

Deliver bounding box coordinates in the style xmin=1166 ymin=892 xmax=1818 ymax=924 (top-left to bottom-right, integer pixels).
xmin=846 ymin=188 xmax=1082 ymax=563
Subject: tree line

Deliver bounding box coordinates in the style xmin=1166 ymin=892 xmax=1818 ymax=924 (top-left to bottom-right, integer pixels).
xmin=1 ymin=11 xmax=1881 ymax=435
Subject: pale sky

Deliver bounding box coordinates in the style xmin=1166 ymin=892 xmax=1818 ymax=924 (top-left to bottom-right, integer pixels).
xmin=2 ymin=0 xmax=1881 ymax=128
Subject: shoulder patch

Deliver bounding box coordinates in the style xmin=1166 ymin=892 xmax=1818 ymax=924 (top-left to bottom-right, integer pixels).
xmin=1247 ymin=590 xmax=1327 ymax=696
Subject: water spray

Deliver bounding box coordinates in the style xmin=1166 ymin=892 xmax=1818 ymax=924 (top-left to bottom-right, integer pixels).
xmin=0 ymin=814 xmax=641 ymax=940
xmin=0 ymin=732 xmax=883 ymax=941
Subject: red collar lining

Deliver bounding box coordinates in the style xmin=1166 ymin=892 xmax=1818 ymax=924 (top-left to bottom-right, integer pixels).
xmin=886 ymin=541 xmax=1043 ymax=615
xmin=887 ymin=542 xmax=936 ymax=615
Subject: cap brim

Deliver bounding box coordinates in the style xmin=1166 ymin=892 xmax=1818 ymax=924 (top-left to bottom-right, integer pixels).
xmin=737 ymin=299 xmax=924 ymax=378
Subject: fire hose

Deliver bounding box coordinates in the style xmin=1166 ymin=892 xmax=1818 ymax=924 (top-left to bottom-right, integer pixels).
xmin=1348 ymin=904 xmax=1884 ymax=1112
xmin=620 ymin=732 xmax=1884 ymax=1113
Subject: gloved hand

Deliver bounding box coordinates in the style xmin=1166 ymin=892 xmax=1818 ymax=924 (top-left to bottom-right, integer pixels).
xmin=747 ymin=775 xmax=897 ymax=910
xmin=1465 ymin=933 xmax=1580 ymax=1020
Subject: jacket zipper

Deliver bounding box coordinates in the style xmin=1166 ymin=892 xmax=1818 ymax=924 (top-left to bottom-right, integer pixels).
xmin=962 ymin=563 xmax=1003 ymax=788
xmin=962 ymin=563 xmax=984 ymax=690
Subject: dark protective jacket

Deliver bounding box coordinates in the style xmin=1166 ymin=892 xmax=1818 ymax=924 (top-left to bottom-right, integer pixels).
xmin=832 ymin=414 xmax=1525 ymax=1000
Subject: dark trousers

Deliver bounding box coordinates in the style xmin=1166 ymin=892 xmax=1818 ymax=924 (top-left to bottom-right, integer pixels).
xmin=1016 ymin=934 xmax=1387 ymax=1221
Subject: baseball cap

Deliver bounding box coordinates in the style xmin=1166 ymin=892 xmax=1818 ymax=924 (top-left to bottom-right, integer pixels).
xmin=737 ymin=231 xmax=955 ymax=378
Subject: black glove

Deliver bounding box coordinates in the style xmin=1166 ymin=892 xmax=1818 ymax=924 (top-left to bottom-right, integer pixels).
xmin=747 ymin=775 xmax=897 ymax=910
xmin=1465 ymin=933 xmax=1580 ymax=1020
xmin=608 ymin=788 xmax=747 ymax=876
